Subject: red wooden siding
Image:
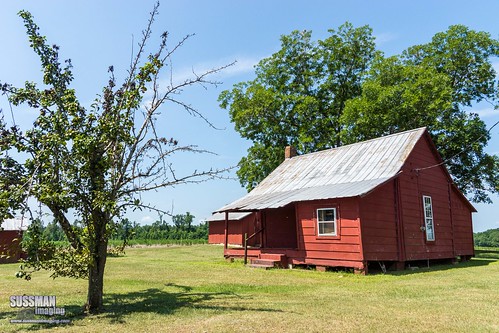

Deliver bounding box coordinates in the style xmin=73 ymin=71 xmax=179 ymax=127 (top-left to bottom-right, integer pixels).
xmin=0 ymin=231 xmax=23 ymax=264
xmin=209 ymin=220 xmax=241 ymax=244
xmin=209 ymin=220 xmax=240 ymax=245
xmin=264 ymin=205 xmax=297 ymax=249
xmin=295 ymin=198 xmax=363 ymax=264
xmin=450 ymin=187 xmax=474 ymax=256
xmin=208 ymin=214 xmax=257 ymax=246
xmin=359 ymin=181 xmax=400 ymax=261
xmin=398 ymin=135 xmax=474 ymax=260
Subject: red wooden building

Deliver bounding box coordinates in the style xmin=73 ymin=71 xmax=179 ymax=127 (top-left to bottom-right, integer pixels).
xmin=0 ymin=218 xmax=25 ymax=264
xmin=215 ymin=128 xmax=475 ymax=273
xmin=207 ymin=212 xmax=254 ymax=245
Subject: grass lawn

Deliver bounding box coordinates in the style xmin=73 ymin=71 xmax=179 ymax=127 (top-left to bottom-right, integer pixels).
xmin=0 ymin=245 xmax=498 ymax=332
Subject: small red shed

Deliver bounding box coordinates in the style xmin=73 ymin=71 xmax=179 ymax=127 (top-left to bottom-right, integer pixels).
xmin=216 ymin=128 xmax=476 ymax=273
xmin=0 ymin=218 xmax=25 ymax=264
xmin=207 ymin=212 xmax=255 ymax=246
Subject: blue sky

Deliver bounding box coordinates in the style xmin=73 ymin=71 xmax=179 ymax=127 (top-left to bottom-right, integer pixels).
xmin=0 ymin=0 xmax=498 ymax=232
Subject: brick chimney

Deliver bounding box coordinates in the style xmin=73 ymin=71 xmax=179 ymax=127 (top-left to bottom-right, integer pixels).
xmin=285 ymin=146 xmax=297 ymax=159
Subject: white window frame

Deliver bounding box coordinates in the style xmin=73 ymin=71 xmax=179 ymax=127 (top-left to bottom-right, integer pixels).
xmin=317 ymin=208 xmax=337 ymax=236
xmin=422 ymin=195 xmax=435 ymax=241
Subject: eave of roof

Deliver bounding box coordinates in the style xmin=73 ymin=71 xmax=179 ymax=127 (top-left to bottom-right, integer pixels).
xmin=205 ymin=212 xmax=252 ymax=222
xmin=217 ymin=177 xmax=396 ymax=211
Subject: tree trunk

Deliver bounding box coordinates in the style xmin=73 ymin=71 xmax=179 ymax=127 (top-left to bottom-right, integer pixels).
xmin=85 ymin=238 xmax=108 ymax=314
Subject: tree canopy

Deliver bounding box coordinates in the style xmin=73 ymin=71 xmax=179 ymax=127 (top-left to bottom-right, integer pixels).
xmin=219 ymin=24 xmax=377 ymax=191
xmin=220 ymin=23 xmax=499 ymax=201
xmin=0 ymin=4 xmax=230 ymax=313
xmin=474 ymin=228 xmax=499 ymax=247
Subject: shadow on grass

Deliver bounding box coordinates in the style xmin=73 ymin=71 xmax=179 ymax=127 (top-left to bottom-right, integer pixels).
xmin=475 ymin=248 xmax=499 ymax=260
xmin=99 ymin=282 xmax=281 ymax=324
xmin=381 ymin=257 xmax=497 ymax=276
xmin=1 ymin=283 xmax=283 ymax=330
xmin=0 ymin=308 xmax=76 ymax=332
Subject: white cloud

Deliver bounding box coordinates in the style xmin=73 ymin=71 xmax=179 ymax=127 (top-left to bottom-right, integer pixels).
xmin=492 ymin=61 xmax=499 ymax=76
xmin=168 ymin=55 xmax=262 ymax=84
xmin=221 ymin=56 xmax=261 ymax=78
xmin=139 ymin=55 xmax=262 ymax=108
xmin=472 ymin=107 xmax=499 ymax=119
xmin=140 ymin=215 xmax=153 ymax=224
xmin=375 ymin=32 xmax=398 ymax=45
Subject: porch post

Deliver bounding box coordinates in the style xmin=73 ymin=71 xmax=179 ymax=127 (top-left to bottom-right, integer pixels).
xmin=224 ymin=211 xmax=229 ymax=250
xmin=260 ymin=210 xmax=265 ymax=247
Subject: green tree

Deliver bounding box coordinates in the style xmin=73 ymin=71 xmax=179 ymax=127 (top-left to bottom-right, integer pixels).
xmin=192 ymin=221 xmax=208 ymax=240
xmin=219 ymin=23 xmax=377 ymax=191
xmin=43 ymin=220 xmax=66 ymax=241
xmin=342 ymin=25 xmax=499 ymax=202
xmin=403 ymin=25 xmax=499 ymax=107
xmin=111 ymin=218 xmax=134 ymax=246
xmin=172 ymin=212 xmax=195 ymax=232
xmin=0 ymin=4 xmax=230 ymax=313
xmin=222 ymin=23 xmax=498 ymax=202
xmin=474 ymin=228 xmax=499 ymax=247
xmin=340 ymin=55 xmax=453 ymax=139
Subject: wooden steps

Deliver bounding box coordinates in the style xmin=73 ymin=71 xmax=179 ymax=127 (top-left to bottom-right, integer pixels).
xmin=248 ymin=253 xmax=287 ymax=269
xmin=248 ymin=259 xmax=276 ymax=269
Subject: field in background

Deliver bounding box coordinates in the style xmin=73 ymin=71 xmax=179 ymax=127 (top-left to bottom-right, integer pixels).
xmin=108 ymin=238 xmax=207 ymax=247
xmin=475 ymin=246 xmax=499 ymax=260
xmin=0 ymin=245 xmax=498 ymax=333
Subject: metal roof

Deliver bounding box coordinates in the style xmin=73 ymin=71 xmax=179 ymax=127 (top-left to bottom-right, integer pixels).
xmin=1 ymin=218 xmax=27 ymax=231
xmin=218 ymin=127 xmax=427 ymax=212
xmin=205 ymin=212 xmax=252 ymax=222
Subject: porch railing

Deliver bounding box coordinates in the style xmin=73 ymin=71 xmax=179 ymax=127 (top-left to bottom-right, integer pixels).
xmin=244 ymin=228 xmax=264 ymax=265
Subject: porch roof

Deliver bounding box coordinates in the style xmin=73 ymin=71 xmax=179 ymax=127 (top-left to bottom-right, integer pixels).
xmin=205 ymin=212 xmax=252 ymax=222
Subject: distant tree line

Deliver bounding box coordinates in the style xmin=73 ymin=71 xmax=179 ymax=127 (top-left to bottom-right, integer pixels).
xmin=474 ymin=229 xmax=499 ymax=247
xmin=40 ymin=212 xmax=208 ymax=244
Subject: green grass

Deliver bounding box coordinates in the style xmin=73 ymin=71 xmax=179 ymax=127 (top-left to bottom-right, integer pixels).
xmin=53 ymin=238 xmax=208 ymax=248
xmin=0 ymin=245 xmax=498 ymax=332
xmin=111 ymin=238 xmax=207 ymax=246
xmin=475 ymin=246 xmax=499 ymax=260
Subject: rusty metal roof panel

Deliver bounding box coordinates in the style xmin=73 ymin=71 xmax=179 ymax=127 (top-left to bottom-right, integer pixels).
xmin=218 ymin=128 xmax=426 ymax=212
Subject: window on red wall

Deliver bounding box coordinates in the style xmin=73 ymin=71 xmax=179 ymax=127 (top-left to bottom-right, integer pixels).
xmin=422 ymin=195 xmax=435 ymax=241
xmin=317 ymin=208 xmax=337 ymax=236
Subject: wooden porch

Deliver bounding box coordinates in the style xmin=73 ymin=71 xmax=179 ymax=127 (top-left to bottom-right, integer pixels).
xmin=220 ymin=207 xmax=367 ymax=273
xmin=224 ymin=246 xmax=302 ymax=268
